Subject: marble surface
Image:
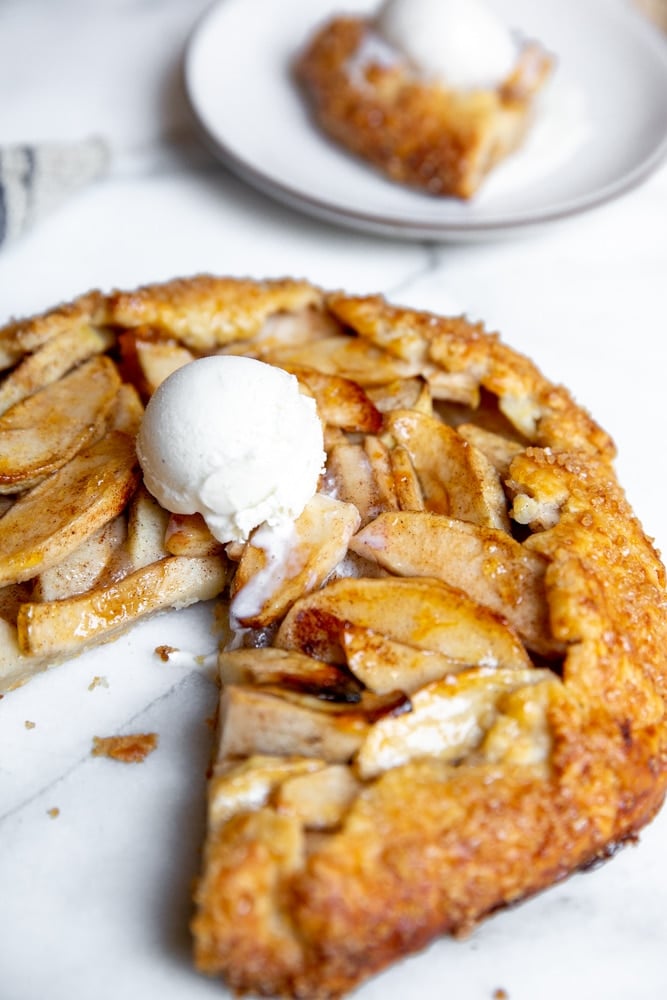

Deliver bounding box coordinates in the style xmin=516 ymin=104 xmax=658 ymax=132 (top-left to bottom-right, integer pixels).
xmin=1 ymin=2 xmax=667 ymax=999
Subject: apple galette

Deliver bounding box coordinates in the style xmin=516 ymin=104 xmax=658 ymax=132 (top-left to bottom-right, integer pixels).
xmin=1 ymin=276 xmax=666 ymax=999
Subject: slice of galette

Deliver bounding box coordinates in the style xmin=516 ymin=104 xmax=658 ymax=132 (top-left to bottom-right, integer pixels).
xmin=294 ymin=9 xmax=553 ymax=198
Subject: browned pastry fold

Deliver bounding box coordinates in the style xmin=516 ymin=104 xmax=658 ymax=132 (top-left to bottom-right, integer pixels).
xmin=294 ymin=17 xmax=553 ymax=198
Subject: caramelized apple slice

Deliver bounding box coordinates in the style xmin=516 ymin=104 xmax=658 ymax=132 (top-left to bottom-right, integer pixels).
xmin=219 ymin=686 xmax=367 ymax=763
xmin=286 ymin=367 xmax=382 ymax=434
xmin=356 ymin=667 xmax=555 ymax=779
xmin=264 ymin=335 xmax=422 ymax=385
xmin=0 ymin=431 xmax=139 ymax=588
xmin=0 ymin=325 xmax=114 ymax=417
xmin=126 ymin=486 xmax=170 ymax=569
xmin=425 ymin=369 xmax=480 ymax=406
xmin=325 ymin=444 xmax=380 ymax=526
xmin=134 ymin=337 xmax=195 ymax=394
xmin=218 ymin=648 xmax=362 ymax=702
xmin=386 ymin=409 xmax=510 ymax=530
xmin=342 ymin=624 xmax=469 ymax=694
xmin=110 ymin=383 xmax=144 ymax=436
xmin=456 ymin=422 xmax=524 ymax=479
xmin=366 ymin=377 xmax=432 ymax=415
xmin=231 ymin=495 xmax=360 ymax=627
xmin=389 ymin=444 xmax=424 ymax=511
xmin=350 ymin=511 xmax=560 ymax=657
xmin=363 ymin=436 xmax=398 ymax=511
xmin=165 ymin=513 xmax=223 ymax=557
xmin=276 ymin=577 xmax=532 ymax=670
xmin=17 ymin=555 xmax=227 ymax=657
xmin=0 ymin=355 xmax=121 ymax=493
xmin=33 ymin=516 xmax=127 ymax=602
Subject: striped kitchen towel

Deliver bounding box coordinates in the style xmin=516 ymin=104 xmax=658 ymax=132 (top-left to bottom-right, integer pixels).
xmin=0 ymin=137 xmax=110 ymax=248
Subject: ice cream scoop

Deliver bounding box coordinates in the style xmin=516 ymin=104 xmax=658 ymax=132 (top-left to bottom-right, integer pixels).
xmin=376 ymin=0 xmax=517 ymax=90
xmin=136 ymin=356 xmax=325 ymax=544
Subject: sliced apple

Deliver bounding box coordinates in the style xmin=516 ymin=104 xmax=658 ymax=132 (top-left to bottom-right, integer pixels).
xmin=0 ymin=431 xmax=139 ymax=588
xmin=17 ymin=554 xmax=227 ymax=658
xmin=456 ymin=422 xmax=524 ymax=479
xmin=366 ymin=377 xmax=432 ymax=415
xmin=286 ymin=366 xmax=382 ymax=434
xmin=386 ymin=409 xmax=510 ymax=530
xmin=218 ymin=647 xmax=362 ymax=702
xmin=34 ymin=515 xmax=127 ymax=602
xmin=218 ymin=685 xmax=370 ymax=763
xmin=425 ymin=369 xmax=480 ymax=406
xmin=0 ymin=325 xmax=114 ymax=417
xmin=0 ymin=355 xmax=121 ymax=493
xmin=263 ymin=335 xmax=422 ymax=386
xmin=134 ymin=337 xmax=195 ymax=395
xmin=276 ymin=576 xmax=532 ymax=670
xmin=389 ymin=445 xmax=424 ymax=511
xmin=342 ymin=624 xmax=469 ymax=694
xmin=350 ymin=511 xmax=560 ymax=657
xmin=363 ymin=436 xmax=398 ymax=512
xmin=231 ymin=494 xmax=360 ymax=627
xmin=110 ymin=383 xmax=144 ymax=437
xmin=356 ymin=667 xmax=554 ymax=779
xmin=126 ymin=485 xmax=170 ymax=569
xmin=165 ymin=513 xmax=223 ymax=557
xmin=324 ymin=445 xmax=381 ymax=526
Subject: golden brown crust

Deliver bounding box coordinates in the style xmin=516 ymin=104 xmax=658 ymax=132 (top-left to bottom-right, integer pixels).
xmin=294 ymin=17 xmax=553 ymax=198
xmin=107 ymin=274 xmax=324 ymax=353
xmin=327 ymin=293 xmax=616 ymax=458
xmin=0 ymin=290 xmax=109 ymax=370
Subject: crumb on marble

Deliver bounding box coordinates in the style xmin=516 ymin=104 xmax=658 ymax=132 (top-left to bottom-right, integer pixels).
xmin=47 ymin=807 xmax=60 ymax=819
xmin=155 ymin=644 xmax=178 ymax=662
xmin=92 ymin=733 xmax=158 ymax=763
xmin=88 ymin=675 xmax=109 ymax=691
xmin=24 ymin=720 xmax=36 ymax=729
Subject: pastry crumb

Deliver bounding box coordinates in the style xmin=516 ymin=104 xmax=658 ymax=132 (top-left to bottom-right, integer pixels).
xmin=47 ymin=807 xmax=60 ymax=819
xmin=92 ymin=733 xmax=158 ymax=763
xmin=88 ymin=675 xmax=109 ymax=691
xmin=24 ymin=720 xmax=36 ymax=730
xmin=493 ymin=989 xmax=509 ymax=1000
xmin=155 ymin=644 xmax=178 ymax=662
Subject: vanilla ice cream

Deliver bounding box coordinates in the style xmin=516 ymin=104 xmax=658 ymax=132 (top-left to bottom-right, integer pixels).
xmin=136 ymin=356 xmax=325 ymax=544
xmin=376 ymin=0 xmax=517 ymax=90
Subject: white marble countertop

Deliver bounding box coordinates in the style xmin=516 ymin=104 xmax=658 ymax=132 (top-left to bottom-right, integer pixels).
xmin=1 ymin=2 xmax=667 ymax=999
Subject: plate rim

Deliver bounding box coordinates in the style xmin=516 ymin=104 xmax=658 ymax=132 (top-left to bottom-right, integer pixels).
xmin=183 ymin=0 xmax=667 ymax=241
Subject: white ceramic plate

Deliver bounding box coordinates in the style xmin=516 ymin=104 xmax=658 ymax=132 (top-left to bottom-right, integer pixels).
xmin=184 ymin=0 xmax=667 ymax=240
